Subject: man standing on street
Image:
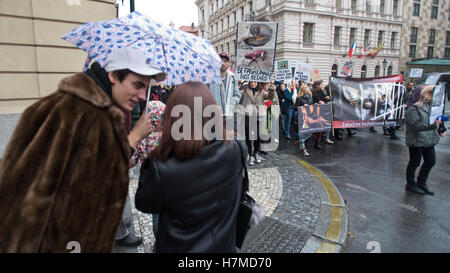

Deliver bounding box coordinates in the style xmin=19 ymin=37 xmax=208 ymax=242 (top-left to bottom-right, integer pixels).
xmin=208 ymin=52 xmax=241 ymax=132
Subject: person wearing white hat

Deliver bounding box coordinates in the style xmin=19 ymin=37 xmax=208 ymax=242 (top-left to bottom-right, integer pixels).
xmin=0 ymin=47 xmax=166 ymax=252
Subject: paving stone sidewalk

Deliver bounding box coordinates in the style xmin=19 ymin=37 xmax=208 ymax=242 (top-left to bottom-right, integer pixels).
xmin=114 ymin=150 xmax=348 ymax=253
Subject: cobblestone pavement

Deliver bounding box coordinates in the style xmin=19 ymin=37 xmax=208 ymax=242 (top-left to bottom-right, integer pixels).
xmin=119 ymin=148 xmax=347 ymax=253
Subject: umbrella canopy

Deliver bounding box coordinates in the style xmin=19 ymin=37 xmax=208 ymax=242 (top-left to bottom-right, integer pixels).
xmin=62 ymin=11 xmax=221 ymax=85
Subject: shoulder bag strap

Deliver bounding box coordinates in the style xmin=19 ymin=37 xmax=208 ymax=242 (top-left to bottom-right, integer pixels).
xmin=235 ymin=140 xmax=249 ymax=193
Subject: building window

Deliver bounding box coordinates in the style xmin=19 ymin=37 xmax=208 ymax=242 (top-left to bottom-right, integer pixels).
xmin=220 ymin=19 xmax=223 ymax=33
xmin=233 ymin=11 xmax=236 ymax=26
xmin=409 ymin=45 xmax=416 ymax=57
xmin=349 ymin=28 xmax=357 ymax=47
xmin=427 ymin=46 xmax=434 ymax=58
xmin=431 ymin=0 xmax=439 ymax=19
xmin=390 ymin=32 xmax=397 ymax=49
xmin=410 ymin=27 xmax=418 ymax=43
xmin=387 ymin=66 xmax=393 ymax=76
xmin=334 ymin=26 xmax=341 ymax=46
xmin=336 ymin=0 xmax=342 ymax=9
xmin=305 ymin=0 xmax=315 ymax=4
xmin=364 ymin=29 xmax=371 ymax=47
xmin=366 ymin=0 xmax=371 ymax=13
xmin=445 ymin=48 xmax=450 ymax=58
xmin=211 ymin=3 xmax=214 ymax=13
xmin=201 ymin=10 xmax=205 ymax=22
xmin=351 ymin=0 xmax=357 ymax=12
xmin=332 ymin=64 xmax=338 ymax=77
xmin=393 ymin=0 xmax=399 ymax=16
xmin=413 ymin=0 xmax=420 ymax=16
xmin=375 ymin=65 xmax=380 ymax=77
xmin=429 ymin=29 xmax=436 ymax=45
xmin=378 ymin=31 xmax=384 ymax=46
xmin=361 ymin=65 xmax=367 ymax=78
xmin=240 ymin=7 xmax=244 ymax=21
xmin=303 ymin=23 xmax=314 ymax=44
xmin=380 ymin=0 xmax=385 ymax=15
xmin=446 ymin=31 xmax=450 ymax=46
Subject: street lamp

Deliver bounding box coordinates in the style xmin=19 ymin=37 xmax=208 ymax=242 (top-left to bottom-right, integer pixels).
xmin=382 ymin=58 xmax=388 ymax=76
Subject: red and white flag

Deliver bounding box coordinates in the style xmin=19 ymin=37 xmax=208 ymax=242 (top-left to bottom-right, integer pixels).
xmin=358 ymin=41 xmax=371 ymax=59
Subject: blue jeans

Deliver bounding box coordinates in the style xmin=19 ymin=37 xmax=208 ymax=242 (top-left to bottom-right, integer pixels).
xmin=284 ymin=107 xmax=294 ymax=137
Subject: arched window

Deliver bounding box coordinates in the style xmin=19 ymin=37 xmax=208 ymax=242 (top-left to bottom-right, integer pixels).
xmin=361 ymin=65 xmax=367 ymax=78
xmin=331 ymin=64 xmax=338 ymax=77
xmin=387 ymin=65 xmax=393 ymax=75
xmin=375 ymin=65 xmax=380 ymax=77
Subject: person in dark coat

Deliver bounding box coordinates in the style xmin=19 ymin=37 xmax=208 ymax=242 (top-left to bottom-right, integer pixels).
xmin=135 ymin=82 xmax=247 ymax=253
xmin=0 ymin=47 xmax=166 ymax=252
xmin=404 ymin=85 xmax=446 ymax=195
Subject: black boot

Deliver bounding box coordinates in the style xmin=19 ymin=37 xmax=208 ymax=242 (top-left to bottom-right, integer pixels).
xmin=116 ymin=233 xmax=143 ymax=247
xmin=314 ymin=141 xmax=322 ymax=150
xmin=417 ymin=184 xmax=434 ymax=195
xmin=405 ymin=184 xmax=425 ymax=195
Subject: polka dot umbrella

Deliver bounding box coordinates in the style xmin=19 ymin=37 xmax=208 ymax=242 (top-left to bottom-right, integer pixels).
xmin=62 ymin=11 xmax=222 ymax=85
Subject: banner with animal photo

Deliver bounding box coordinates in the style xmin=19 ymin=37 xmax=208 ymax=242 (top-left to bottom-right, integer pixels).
xmin=297 ymin=104 xmax=332 ymax=135
xmin=275 ymin=60 xmax=292 ymax=81
xmin=236 ymin=21 xmax=278 ymax=82
xmin=329 ymin=75 xmax=406 ymax=128
xmin=293 ymin=62 xmax=320 ymax=83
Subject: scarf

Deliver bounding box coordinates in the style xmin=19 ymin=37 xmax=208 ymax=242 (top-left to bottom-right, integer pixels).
xmin=85 ymin=62 xmax=131 ymax=133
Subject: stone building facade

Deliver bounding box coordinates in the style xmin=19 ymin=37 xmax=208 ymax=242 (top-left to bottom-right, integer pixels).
xmin=196 ymin=0 xmax=404 ymax=82
xmin=0 ymin=0 xmax=117 ymax=114
xmin=399 ymin=0 xmax=450 ymax=73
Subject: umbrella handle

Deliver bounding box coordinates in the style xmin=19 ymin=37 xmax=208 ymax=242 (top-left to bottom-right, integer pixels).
xmin=146 ymin=78 xmax=153 ymax=115
xmin=83 ymin=57 xmax=93 ymax=72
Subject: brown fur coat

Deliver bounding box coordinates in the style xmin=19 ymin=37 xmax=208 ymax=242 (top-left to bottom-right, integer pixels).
xmin=0 ymin=73 xmax=130 ymax=252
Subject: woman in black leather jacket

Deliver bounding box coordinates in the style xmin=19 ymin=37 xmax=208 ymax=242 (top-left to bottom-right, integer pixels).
xmin=135 ymin=81 xmax=247 ymax=253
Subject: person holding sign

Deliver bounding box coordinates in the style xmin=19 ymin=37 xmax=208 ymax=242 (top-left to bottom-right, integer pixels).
xmin=240 ymin=81 xmax=276 ymax=165
xmin=405 ymin=86 xmax=446 ymax=195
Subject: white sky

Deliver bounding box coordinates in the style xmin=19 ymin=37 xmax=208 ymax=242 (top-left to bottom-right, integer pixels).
xmin=118 ymin=0 xmax=198 ymax=28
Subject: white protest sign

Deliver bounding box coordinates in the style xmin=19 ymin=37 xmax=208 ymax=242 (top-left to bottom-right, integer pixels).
xmin=294 ymin=62 xmax=314 ymax=83
xmin=275 ymin=60 xmax=292 ymax=81
xmin=430 ymin=83 xmax=446 ymax=124
xmin=410 ymin=68 xmax=423 ymax=78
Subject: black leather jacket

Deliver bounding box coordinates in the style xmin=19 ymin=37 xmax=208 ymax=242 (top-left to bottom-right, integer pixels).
xmin=135 ymin=140 xmax=246 ymax=253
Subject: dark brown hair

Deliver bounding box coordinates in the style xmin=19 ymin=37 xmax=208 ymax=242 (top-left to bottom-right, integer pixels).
xmin=150 ymin=81 xmax=231 ymax=161
xmin=111 ymin=69 xmax=132 ymax=82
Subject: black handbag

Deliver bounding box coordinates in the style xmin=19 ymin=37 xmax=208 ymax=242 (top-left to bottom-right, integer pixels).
xmin=235 ymin=141 xmax=256 ymax=249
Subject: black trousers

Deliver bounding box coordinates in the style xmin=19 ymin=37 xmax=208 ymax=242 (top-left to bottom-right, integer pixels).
xmin=245 ymin=116 xmax=261 ymax=156
xmin=406 ymin=146 xmax=436 ymax=186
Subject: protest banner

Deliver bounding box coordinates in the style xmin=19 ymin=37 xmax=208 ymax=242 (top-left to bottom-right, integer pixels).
xmin=236 ymin=21 xmax=278 ymax=82
xmin=275 ymin=60 xmax=292 ymax=81
xmin=430 ymin=83 xmax=446 ymax=124
xmin=293 ymin=62 xmax=319 ymax=83
xmin=297 ymin=104 xmax=332 ymax=135
xmin=409 ymin=68 xmax=423 ymax=78
xmin=329 ymin=75 xmax=405 ymax=128
xmin=340 ymin=62 xmax=354 ymax=77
